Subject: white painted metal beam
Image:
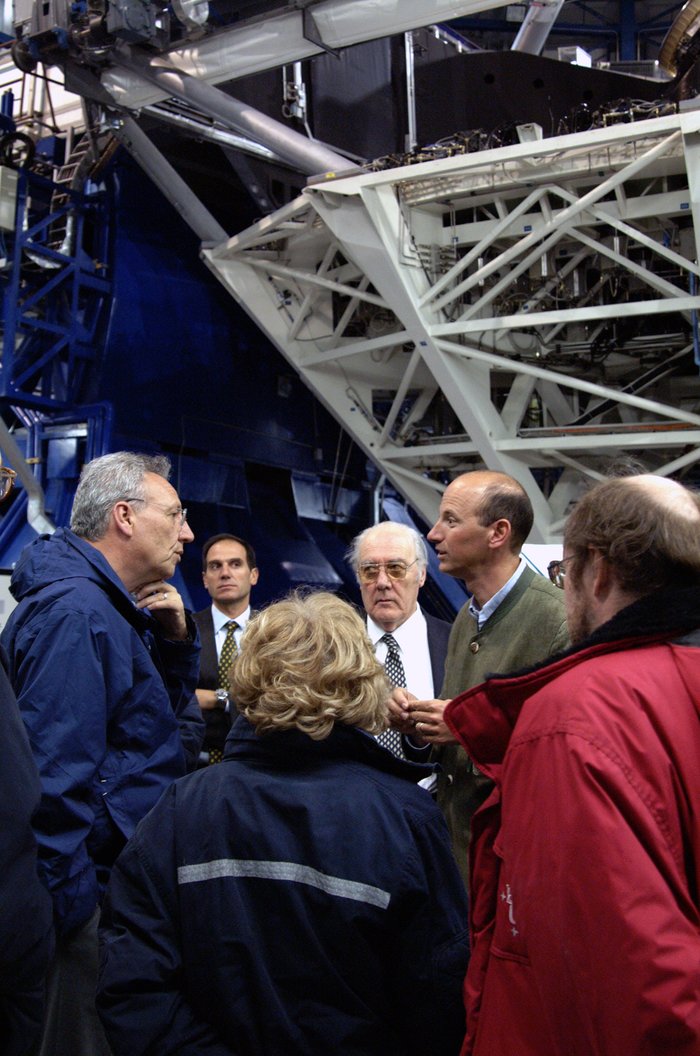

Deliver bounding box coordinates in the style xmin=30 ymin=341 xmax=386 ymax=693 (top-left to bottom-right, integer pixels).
xmin=101 ymin=0 xmax=511 ymax=110
xmin=203 ymin=107 xmax=700 ymax=540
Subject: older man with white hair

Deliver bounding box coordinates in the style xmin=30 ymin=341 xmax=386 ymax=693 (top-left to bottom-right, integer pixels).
xmin=347 ymin=521 xmax=451 ymax=761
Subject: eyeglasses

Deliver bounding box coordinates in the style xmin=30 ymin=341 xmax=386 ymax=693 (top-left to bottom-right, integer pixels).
xmin=358 ymin=559 xmax=418 ymax=584
xmin=0 ymin=466 xmax=16 ymax=502
xmin=123 ymin=497 xmax=189 ymax=528
xmin=547 ymin=555 xmax=575 ymax=589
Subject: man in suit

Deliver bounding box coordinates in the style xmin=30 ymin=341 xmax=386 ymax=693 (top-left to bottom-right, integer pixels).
xmin=193 ymin=533 xmax=259 ymax=764
xmin=347 ymin=521 xmax=451 ymax=761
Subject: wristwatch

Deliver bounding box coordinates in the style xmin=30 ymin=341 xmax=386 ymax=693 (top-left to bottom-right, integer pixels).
xmin=215 ymin=688 xmax=229 ymax=710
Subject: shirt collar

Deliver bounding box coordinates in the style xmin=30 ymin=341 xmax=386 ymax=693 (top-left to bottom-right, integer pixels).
xmin=212 ymin=604 xmax=251 ymax=635
xmin=468 ymin=558 xmax=526 ymax=629
xmin=366 ymin=605 xmax=425 ymax=648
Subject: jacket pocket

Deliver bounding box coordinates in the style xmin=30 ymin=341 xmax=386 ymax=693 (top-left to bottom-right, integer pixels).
xmin=489 ymin=833 xmax=530 ymax=965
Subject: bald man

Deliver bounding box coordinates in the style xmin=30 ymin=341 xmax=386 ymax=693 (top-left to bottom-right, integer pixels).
xmin=395 ymin=471 xmax=568 ymax=881
xmin=445 ymin=474 xmax=700 ymax=1055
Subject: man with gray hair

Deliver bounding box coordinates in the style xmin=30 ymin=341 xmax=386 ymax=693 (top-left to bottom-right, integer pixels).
xmin=1 ymin=451 xmax=203 ymax=1056
xmin=347 ymin=521 xmax=451 ymax=761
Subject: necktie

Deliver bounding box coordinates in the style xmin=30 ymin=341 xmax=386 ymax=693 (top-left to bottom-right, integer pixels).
xmin=218 ymin=620 xmax=239 ymax=694
xmin=209 ymin=620 xmax=239 ymax=766
xmin=376 ymin=633 xmax=407 ymax=759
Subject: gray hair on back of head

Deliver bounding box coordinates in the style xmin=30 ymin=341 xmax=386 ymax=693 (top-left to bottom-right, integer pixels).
xmin=70 ymin=451 xmax=172 ymax=541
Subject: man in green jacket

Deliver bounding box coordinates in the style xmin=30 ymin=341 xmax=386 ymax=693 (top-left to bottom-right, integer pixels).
xmin=395 ymin=471 xmax=568 ymax=883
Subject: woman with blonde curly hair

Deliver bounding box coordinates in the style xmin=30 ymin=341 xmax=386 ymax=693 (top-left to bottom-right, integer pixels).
xmin=232 ymin=590 xmax=389 ymax=739
xmin=98 ymin=591 xmax=469 ymax=1056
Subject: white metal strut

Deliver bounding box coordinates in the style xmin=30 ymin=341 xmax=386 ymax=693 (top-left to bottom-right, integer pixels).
xmin=203 ymin=108 xmax=700 ymax=539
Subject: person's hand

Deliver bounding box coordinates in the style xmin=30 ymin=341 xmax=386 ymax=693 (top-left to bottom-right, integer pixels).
xmin=387 ymin=686 xmax=418 ymax=734
xmin=195 ymin=688 xmax=218 ymax=711
xmin=134 ymin=581 xmax=189 ymax=641
xmin=407 ymin=698 xmax=457 ymax=745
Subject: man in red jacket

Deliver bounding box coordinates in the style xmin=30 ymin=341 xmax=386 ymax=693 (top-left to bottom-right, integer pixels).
xmin=445 ymin=474 xmax=700 ymax=1056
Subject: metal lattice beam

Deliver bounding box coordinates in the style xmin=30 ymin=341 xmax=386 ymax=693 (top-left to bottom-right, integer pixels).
xmin=203 ymin=107 xmax=700 ymax=540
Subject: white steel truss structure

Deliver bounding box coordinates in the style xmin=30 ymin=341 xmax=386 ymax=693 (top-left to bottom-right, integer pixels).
xmin=203 ymin=106 xmax=700 ymax=540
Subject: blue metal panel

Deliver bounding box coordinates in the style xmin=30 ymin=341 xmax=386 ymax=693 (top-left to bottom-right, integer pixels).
xmin=0 ymin=490 xmax=38 ymax=569
xmin=618 ymin=0 xmax=636 ymax=60
xmin=175 ymin=455 xmax=250 ymax=509
xmin=291 ymin=474 xmax=364 ymax=524
xmin=100 ymin=160 xmax=362 ymax=481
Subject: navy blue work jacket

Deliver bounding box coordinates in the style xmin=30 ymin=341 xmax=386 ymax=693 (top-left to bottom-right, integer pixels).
xmin=1 ymin=527 xmax=203 ymax=936
xmin=98 ymin=717 xmax=470 ymax=1056
xmin=0 ymin=647 xmax=53 ymax=1054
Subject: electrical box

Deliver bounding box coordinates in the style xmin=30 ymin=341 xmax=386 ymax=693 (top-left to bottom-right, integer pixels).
xmin=0 ymin=166 xmax=18 ymax=231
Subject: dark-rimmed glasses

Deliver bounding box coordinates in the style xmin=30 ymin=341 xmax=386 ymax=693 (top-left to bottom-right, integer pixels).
xmin=358 ymin=559 xmax=418 ymax=584
xmin=547 ymin=555 xmax=575 ymax=589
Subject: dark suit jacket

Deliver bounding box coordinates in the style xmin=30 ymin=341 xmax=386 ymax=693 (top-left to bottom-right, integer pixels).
xmin=192 ymin=606 xmax=231 ymax=754
xmin=424 ymin=610 xmax=451 ymax=694
xmin=392 ymin=607 xmax=452 ymax=763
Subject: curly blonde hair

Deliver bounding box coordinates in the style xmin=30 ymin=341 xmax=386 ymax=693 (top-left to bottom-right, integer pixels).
xmin=229 ymin=591 xmax=390 ymax=740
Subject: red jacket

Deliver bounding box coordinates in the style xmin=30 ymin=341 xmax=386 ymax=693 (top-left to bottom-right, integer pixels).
xmin=444 ymin=591 xmax=700 ymax=1056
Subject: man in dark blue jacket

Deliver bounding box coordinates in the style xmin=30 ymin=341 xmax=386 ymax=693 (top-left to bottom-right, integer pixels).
xmin=0 ymin=461 xmax=53 ymax=1056
xmin=0 ymin=647 xmax=53 ymax=1056
xmin=2 ymin=451 xmax=203 ymax=1056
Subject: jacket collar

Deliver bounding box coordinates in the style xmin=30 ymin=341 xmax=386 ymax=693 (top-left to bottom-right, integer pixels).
xmin=445 ymin=586 xmax=700 ymax=775
xmin=224 ymin=714 xmax=435 ymax=783
xmin=572 ymin=584 xmax=700 ymax=650
xmin=484 ymin=585 xmax=700 ymax=690
xmin=469 ymin=564 xmax=537 ymax=632
xmin=49 ymin=530 xmax=165 ymax=633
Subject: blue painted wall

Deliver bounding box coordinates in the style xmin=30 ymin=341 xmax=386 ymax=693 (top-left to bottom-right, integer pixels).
xmin=96 ymin=156 xmax=376 ymax=609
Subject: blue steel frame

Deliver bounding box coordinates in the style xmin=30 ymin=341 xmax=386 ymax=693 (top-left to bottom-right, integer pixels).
xmin=0 ymin=166 xmax=113 ymax=410
xmin=0 ymin=161 xmax=114 ymax=558
xmin=0 ymin=404 xmax=114 ymax=563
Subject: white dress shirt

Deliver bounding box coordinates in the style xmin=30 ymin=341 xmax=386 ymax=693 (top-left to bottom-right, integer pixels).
xmin=367 ymin=606 xmax=435 ymax=699
xmin=211 ymin=605 xmax=251 ymax=659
